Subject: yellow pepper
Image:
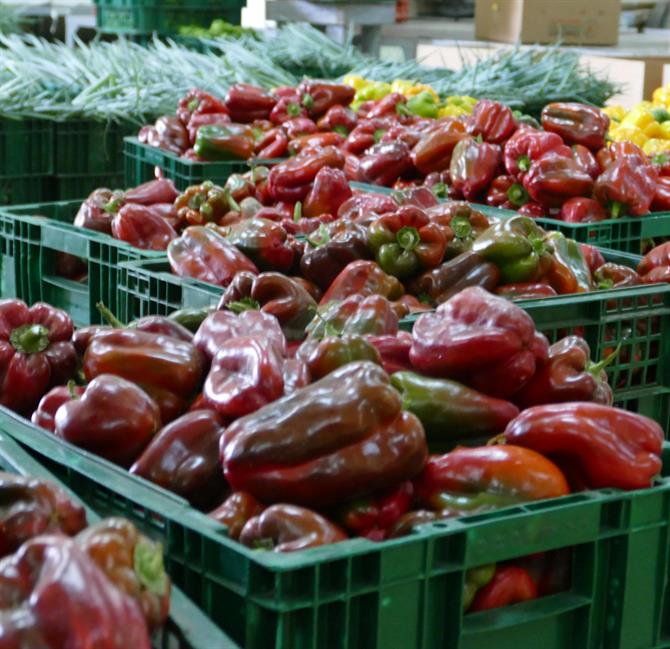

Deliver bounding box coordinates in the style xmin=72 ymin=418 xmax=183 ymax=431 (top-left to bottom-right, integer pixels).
xmin=660 ymin=121 xmax=670 ymax=140
xmin=390 ymin=79 xmax=415 ymax=96
xmin=447 ymin=95 xmax=477 ymax=109
xmin=621 ymin=106 xmax=655 ymax=130
xmin=438 ymin=104 xmax=468 ymax=118
xmin=609 ymin=124 xmax=648 ymax=147
xmin=644 ymin=122 xmax=664 ymax=139
xmin=653 ymin=86 xmax=670 ymax=108
xmin=342 ymin=74 xmax=368 ymax=91
xmin=355 ymin=81 xmax=391 ymax=103
xmin=644 ymin=138 xmax=670 ymax=155
xmin=603 ymin=105 xmax=625 ymax=123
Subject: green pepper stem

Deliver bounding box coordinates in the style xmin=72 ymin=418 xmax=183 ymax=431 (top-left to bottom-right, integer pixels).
xmin=528 ymin=234 xmax=547 ymax=256
xmin=96 ymin=302 xmax=125 ymax=328
xmin=66 ymin=379 xmax=79 ymax=400
xmin=431 ymin=182 xmax=448 ymax=199
xmin=225 ymin=190 xmax=241 ymax=213
xmin=588 ymin=341 xmax=622 ymax=377
xmin=333 ymin=125 xmax=349 ymax=137
xmin=133 ymin=538 xmax=168 ymax=596
xmin=287 ymin=102 xmax=301 ymax=117
xmin=373 ymin=128 xmax=386 ymax=143
xmin=397 ymin=226 xmax=420 ymax=251
xmin=9 ymin=323 xmax=50 ymax=354
xmin=610 ymin=201 xmax=623 ymax=219
xmin=301 ymin=93 xmax=314 ymax=110
xmin=293 ymin=201 xmax=303 ymax=223
xmin=226 ymin=298 xmax=261 ymax=314
xmin=507 ymin=183 xmax=530 ymax=207
xmin=597 ymin=278 xmax=615 ymax=290
xmin=517 ymin=155 xmax=531 ymax=172
xmin=450 ymin=215 xmax=472 ymax=240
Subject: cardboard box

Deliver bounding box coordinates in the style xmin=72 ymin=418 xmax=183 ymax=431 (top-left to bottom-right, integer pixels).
xmin=474 ymin=0 xmax=621 ymax=45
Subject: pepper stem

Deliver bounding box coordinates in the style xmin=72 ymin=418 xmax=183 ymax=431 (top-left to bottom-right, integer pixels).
xmin=528 ymin=234 xmax=547 ymax=256
xmin=431 ymin=182 xmax=448 ymax=199
xmin=9 ymin=323 xmax=50 ymax=354
xmin=96 ymin=302 xmax=125 ymax=328
xmin=397 ymin=226 xmax=420 ymax=251
xmin=225 ymin=191 xmax=241 ymax=214
xmin=373 ymin=128 xmax=386 ymax=143
xmin=66 ymin=379 xmax=80 ymax=400
xmin=507 ymin=183 xmax=530 ymax=207
xmin=301 ymin=93 xmax=314 ymax=110
xmin=597 ymin=278 xmax=615 ymax=290
xmin=517 ymin=155 xmax=531 ymax=172
xmin=610 ymin=201 xmax=624 ymax=219
xmin=287 ymin=102 xmax=301 ymax=117
xmin=450 ymin=215 xmax=472 ymax=240
xmin=293 ymin=201 xmax=303 ymax=223
xmin=226 ymin=298 xmax=261 ymax=314
xmin=133 ymin=538 xmax=169 ymax=596
xmin=588 ymin=341 xmax=622 ymax=377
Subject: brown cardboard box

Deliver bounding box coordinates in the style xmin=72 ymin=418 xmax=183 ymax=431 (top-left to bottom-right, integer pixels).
xmin=474 ymin=0 xmax=621 ymax=45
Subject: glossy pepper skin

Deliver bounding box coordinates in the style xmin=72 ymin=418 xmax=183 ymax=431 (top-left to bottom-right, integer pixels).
xmin=473 ymin=215 xmax=553 ymax=284
xmin=220 ymin=271 xmax=317 ymax=341
xmin=298 ymin=80 xmax=355 ymax=118
xmin=130 ymin=409 xmax=228 ymax=509
xmin=303 ymin=166 xmax=352 ymax=218
xmin=581 ymin=244 xmax=606 ymax=274
xmin=175 ymin=180 xmax=239 ymax=227
xmin=594 ymin=263 xmax=640 ymax=290
xmin=359 ymin=141 xmax=414 ymax=187
xmin=223 ymin=218 xmax=295 ymax=273
xmin=55 ymin=374 xmax=161 ymax=466
xmin=391 ymin=371 xmax=519 ymax=443
xmin=268 ymin=146 xmax=344 ymax=203
xmin=503 ymin=128 xmax=568 ymax=180
xmin=504 ymin=403 xmax=664 ymax=490
xmin=495 ymin=282 xmax=557 ymax=300
xmin=409 ymin=286 xmax=549 ymax=398
xmin=466 ymin=99 xmax=516 ymax=144
xmin=559 ymin=197 xmax=607 ymax=223
xmin=411 ymin=119 xmax=467 ymax=174
xmin=0 ymin=300 xmax=77 ymax=415
xmin=224 ymin=84 xmax=276 ymax=123
xmin=522 ymin=152 xmax=594 ymax=209
xmin=240 ymin=504 xmax=347 ymax=552
xmin=168 ymin=226 xmax=258 ymax=286
xmin=209 ymin=491 xmax=264 ymax=540
xmin=414 ymin=446 xmax=569 ymax=515
xmin=222 ymin=361 xmax=428 ymax=507
xmin=0 ymin=534 xmax=152 ymax=649
xmin=470 ymin=565 xmax=538 ymax=612
xmin=77 ymin=517 xmax=170 ymax=630
xmin=337 ymin=481 xmax=412 ymax=541
xmin=486 ymin=174 xmax=529 ymax=208
xmin=593 ymin=157 xmax=658 ymax=217
xmin=194 ymin=124 xmax=255 ymax=161
xmin=638 ymin=241 xmax=670 ymax=277
xmin=31 ymin=384 xmax=84 ymax=432
xmin=408 ymin=250 xmax=500 ymax=306
xmin=652 ymin=176 xmax=670 ymax=211
xmin=0 ymin=472 xmax=87 ymax=558
xmin=571 ymin=144 xmax=600 ymax=179
xmin=367 ymin=205 xmax=448 ymax=279
xmin=296 ymin=333 xmax=381 ymax=380
xmin=544 ymin=231 xmax=593 ymax=294
xmin=450 ymin=137 xmax=502 ymax=201
xmin=541 ymin=103 xmax=609 ymax=150
xmin=514 ymin=336 xmax=614 ymax=409
xmin=318 ymin=105 xmax=357 ymax=134
xmin=319 ymin=260 xmax=404 ymax=305
xmin=111 ymin=203 xmax=177 ymax=250
xmin=427 ymin=202 xmax=490 ymax=259
xmin=74 ymin=187 xmax=123 ymax=235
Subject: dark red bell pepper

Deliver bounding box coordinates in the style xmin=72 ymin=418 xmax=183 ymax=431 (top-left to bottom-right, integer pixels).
xmin=359 ymin=140 xmax=414 ymax=187
xmin=503 ymin=128 xmax=568 ymax=180
xmin=255 ymin=127 xmax=288 ymax=158
xmin=0 ymin=300 xmax=77 ymax=415
xmin=288 ymin=132 xmax=344 ymax=156
xmin=495 ymin=282 xmax=557 ymax=300
xmin=296 ymin=333 xmax=381 ymax=380
xmin=319 ymin=260 xmax=404 ymax=305
xmin=74 ymin=187 xmax=123 ymax=235
xmin=269 ymin=95 xmax=307 ymax=125
xmin=177 ymin=88 xmax=228 ymax=125
xmin=409 ymin=286 xmax=549 ymax=398
xmin=366 ymin=331 xmax=413 ymax=374
xmin=593 ymin=157 xmax=658 ymax=217
xmin=639 ymin=241 xmax=670 ymax=276
xmin=411 ymin=119 xmax=467 ymax=175
xmin=466 ymin=99 xmax=516 ymax=144
xmin=541 ymin=102 xmax=610 ymax=150
xmin=282 ymin=116 xmax=318 ymax=139
xmin=652 ymin=176 xmax=670 ymax=211
xmin=222 ymin=218 xmax=295 ymax=272
xmin=504 ymin=403 xmax=664 ymax=490
xmin=450 ymin=137 xmax=503 ymax=201
xmin=580 ymin=244 xmax=606 ymax=273
xmin=55 ymin=374 xmax=161 ymax=466
xmin=317 ymin=104 xmax=358 ymax=134
xmin=124 ymin=178 xmax=178 ymax=205
xmin=571 ymin=144 xmax=600 ymax=179
xmin=111 ymin=204 xmax=177 ymax=250
xmin=186 ymin=112 xmax=231 ymax=144
xmin=559 ymin=197 xmax=608 ymax=223
xmin=303 ymin=166 xmax=352 ymax=218
xmin=337 ymin=192 xmax=397 ymax=222
xmin=469 ymin=565 xmax=538 ymax=612
xmin=209 ymin=491 xmax=264 ymax=540
xmin=222 ymin=361 xmax=428 ymax=507
xmin=298 ymin=79 xmax=355 ymax=118
xmin=486 ymin=174 xmax=529 ymax=208
xmin=168 ymin=225 xmax=258 ymax=286
xmin=517 ymin=202 xmax=548 ymax=218
xmin=224 ymin=84 xmax=277 ymax=123
xmin=522 ymin=151 xmax=594 ymax=208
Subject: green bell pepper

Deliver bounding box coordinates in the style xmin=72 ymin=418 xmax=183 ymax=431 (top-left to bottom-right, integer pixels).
xmin=402 ymin=91 xmax=439 ymax=119
xmin=194 ymin=124 xmax=255 ymax=161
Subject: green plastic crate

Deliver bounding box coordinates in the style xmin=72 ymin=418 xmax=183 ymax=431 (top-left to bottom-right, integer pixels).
xmin=0 ymin=119 xmax=53 ymax=176
xmin=0 ymin=175 xmax=53 ymax=206
xmin=52 ymin=172 xmax=124 ymax=201
xmin=124 ymin=136 xmax=280 ymax=191
xmin=55 ymin=119 xmax=135 ymax=175
xmin=0 ymin=405 xmax=668 ymax=649
xmin=0 ymin=200 xmax=163 ymax=326
xmin=95 ymin=0 xmax=243 ymax=35
xmin=0 ymin=431 xmax=240 ymax=649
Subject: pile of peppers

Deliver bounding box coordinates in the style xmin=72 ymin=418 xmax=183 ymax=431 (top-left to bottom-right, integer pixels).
xmin=0 ymin=469 xmax=172 ymax=646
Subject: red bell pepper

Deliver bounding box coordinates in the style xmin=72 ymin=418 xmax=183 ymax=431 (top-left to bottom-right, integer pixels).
xmin=343 ymin=119 xmax=392 ymax=155
xmin=282 ymin=116 xmax=317 ymax=139
xmin=469 ymin=565 xmax=538 ymax=612
xmin=111 ymin=204 xmax=177 ymax=250
xmin=503 ymin=128 xmax=568 ymax=180
xmin=409 ymin=286 xmax=549 ymax=398
xmin=359 ymin=140 xmax=414 ymax=187
xmin=297 ymin=79 xmax=355 ymax=118
xmin=240 ymin=504 xmax=347 ymax=552
xmin=222 ymin=218 xmax=295 ymax=272
xmin=411 ymin=119 xmax=467 ymax=175
xmin=317 ymin=104 xmax=358 ymax=134
xmin=517 ymin=202 xmax=548 ymax=218
xmin=366 ymin=92 xmax=406 ymax=119
xmin=209 ymin=491 xmax=264 ymax=540
xmin=466 ymin=99 xmax=516 ymax=144
xmin=639 ymin=241 xmax=670 ymax=276
xmin=224 ymin=84 xmax=277 ymax=123
xmin=0 ymin=300 xmax=77 ymax=415
xmin=222 ymin=362 xmax=427 ymax=507
xmin=523 ymin=151 xmax=594 ymax=208
xmin=486 ymin=174 xmax=529 ymax=208
xmin=269 ymin=95 xmax=307 ymax=125
xmin=319 ymin=260 xmax=404 ymax=305
xmin=495 ymin=282 xmax=557 ymax=299
xmin=450 ymin=137 xmax=503 ymax=201
xmin=541 ymin=102 xmax=610 ymax=150
xmin=303 ymin=166 xmax=352 ymax=217
xmin=124 ymin=178 xmax=178 ymax=205
xmin=559 ymin=197 xmax=608 ymax=223
xmin=652 ymin=176 xmax=670 ymax=211
xmin=337 ymin=192 xmax=397 ymax=222
xmin=186 ymin=112 xmax=231 ymax=144
xmin=593 ymin=157 xmax=658 ymax=217
xmin=177 ymin=88 xmax=228 ymax=125
xmin=414 ymin=446 xmax=569 ymax=515
xmin=55 ymin=374 xmax=161 ymax=466
xmin=31 ymin=383 xmax=85 ymax=432
xmin=254 ymin=127 xmax=288 ymax=158
xmin=168 ymin=225 xmax=258 ymax=286
xmin=267 ymin=146 xmax=344 ymax=202
xmin=287 ymin=131 xmax=344 ymax=156
xmin=571 ymin=144 xmax=600 ymax=179
xmin=366 ymin=331 xmax=413 ymax=374
xmin=504 ymin=403 xmax=664 ymax=490
xmin=296 ymin=333 xmax=381 ymax=380
xmin=580 ymin=243 xmax=606 ymax=273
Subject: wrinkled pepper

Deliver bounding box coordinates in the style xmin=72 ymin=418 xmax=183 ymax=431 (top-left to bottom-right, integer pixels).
xmin=319 ymin=260 xmax=404 ymax=305
xmin=466 ymin=99 xmax=516 ymax=145
xmin=222 ymin=218 xmax=295 ymax=272
xmin=559 ymin=197 xmax=607 ymax=223
xmin=593 ymin=157 xmax=658 ymax=217
xmin=411 ymin=119 xmax=467 ymax=175
xmin=522 ymin=152 xmax=594 ymax=208
xmin=209 ymin=491 xmax=264 ymax=540
xmin=544 ymin=231 xmax=593 ymax=294
xmin=111 ymin=204 xmax=177 ymax=250
xmin=224 ymin=84 xmax=276 ymax=123
xmin=503 ymin=128 xmax=568 ymax=179
xmin=541 ymin=102 xmax=609 ymax=150
xmin=303 ymin=166 xmax=352 ymax=218
xmin=359 ymin=140 xmax=414 ymax=187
